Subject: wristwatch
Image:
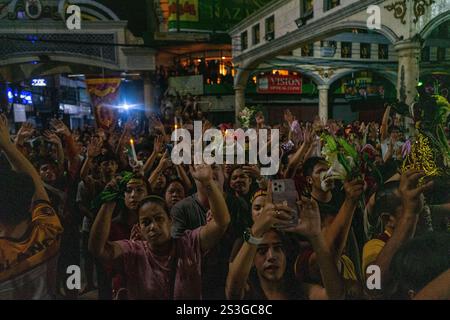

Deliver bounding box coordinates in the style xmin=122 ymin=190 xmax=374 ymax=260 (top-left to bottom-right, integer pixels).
xmin=243 ymin=228 xmax=263 ymax=245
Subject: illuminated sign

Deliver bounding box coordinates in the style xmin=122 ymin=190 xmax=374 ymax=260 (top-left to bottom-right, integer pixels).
xmin=257 ymin=75 xmax=303 ymax=94
xmin=7 ymin=88 xmax=33 ymax=105
xmin=31 ymin=79 xmax=47 ymax=87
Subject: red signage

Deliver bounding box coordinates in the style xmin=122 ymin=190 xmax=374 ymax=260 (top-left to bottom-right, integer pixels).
xmin=257 ymin=75 xmax=302 ymax=94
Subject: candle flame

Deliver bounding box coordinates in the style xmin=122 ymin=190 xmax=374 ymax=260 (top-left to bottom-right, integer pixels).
xmin=130 ymin=139 xmax=134 ymax=145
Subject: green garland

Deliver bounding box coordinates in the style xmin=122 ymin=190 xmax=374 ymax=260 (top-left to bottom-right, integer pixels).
xmin=90 ymin=171 xmax=135 ymax=211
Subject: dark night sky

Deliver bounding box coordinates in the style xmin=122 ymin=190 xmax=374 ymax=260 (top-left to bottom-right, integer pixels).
xmin=96 ymin=0 xmax=149 ymax=36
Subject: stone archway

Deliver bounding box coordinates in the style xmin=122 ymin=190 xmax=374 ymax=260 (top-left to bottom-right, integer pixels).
xmin=234 ymin=20 xmax=400 ymax=123
xmin=420 ymin=6 xmax=450 ymax=40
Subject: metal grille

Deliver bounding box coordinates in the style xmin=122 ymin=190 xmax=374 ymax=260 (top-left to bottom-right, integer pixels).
xmin=0 ymin=33 xmax=117 ymax=63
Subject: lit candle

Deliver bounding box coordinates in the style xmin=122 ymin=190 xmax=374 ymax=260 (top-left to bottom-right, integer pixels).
xmin=130 ymin=139 xmax=138 ymax=163
xmin=174 ymin=117 xmax=179 ymax=142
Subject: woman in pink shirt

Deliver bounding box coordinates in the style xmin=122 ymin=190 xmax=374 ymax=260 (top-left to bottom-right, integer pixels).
xmin=89 ymin=164 xmax=230 ymax=299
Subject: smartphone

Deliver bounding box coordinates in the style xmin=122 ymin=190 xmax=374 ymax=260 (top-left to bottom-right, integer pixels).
xmin=271 ymin=179 xmax=299 ymax=228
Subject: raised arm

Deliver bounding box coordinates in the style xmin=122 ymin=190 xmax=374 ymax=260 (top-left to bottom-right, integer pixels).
xmin=148 ymin=150 xmax=170 ymax=191
xmin=82 ymin=137 xmax=103 ymax=180
xmin=50 ymin=119 xmax=81 ymax=176
xmin=383 ymin=138 xmax=394 ymax=163
xmin=175 ymin=164 xmax=193 ymax=191
xmin=0 ymin=115 xmax=48 ymax=202
xmin=15 ymin=122 xmax=34 ymax=156
xmin=370 ymin=170 xmax=433 ymax=293
xmin=286 ymin=197 xmax=345 ymax=300
xmin=285 ymin=125 xmax=314 ymax=178
xmin=226 ymin=182 xmax=294 ymax=299
xmin=325 ymin=179 xmax=364 ymax=258
xmin=43 ymin=130 xmax=65 ymax=175
xmin=303 ymin=179 xmax=363 ymax=282
xmin=190 ymin=164 xmax=230 ymax=253
xmin=88 ymin=180 xmax=123 ymax=262
xmin=380 ymin=105 xmax=391 ymax=142
xmin=115 ymin=120 xmax=134 ymax=155
xmin=143 ymin=135 xmax=163 ymax=175
xmin=413 ymin=269 xmax=450 ymax=300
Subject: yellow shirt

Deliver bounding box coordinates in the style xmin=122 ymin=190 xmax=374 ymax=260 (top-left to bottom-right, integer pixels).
xmin=362 ymin=230 xmax=392 ymax=276
xmin=0 ymin=202 xmax=63 ymax=299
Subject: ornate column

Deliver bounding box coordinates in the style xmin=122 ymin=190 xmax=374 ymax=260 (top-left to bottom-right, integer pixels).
xmin=394 ymin=40 xmax=421 ymax=106
xmin=317 ymin=85 xmax=330 ymax=123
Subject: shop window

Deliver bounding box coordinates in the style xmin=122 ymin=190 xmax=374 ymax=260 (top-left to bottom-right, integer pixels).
xmin=341 ymin=42 xmax=352 ymax=58
xmin=302 ymin=0 xmax=314 ymax=19
xmin=422 ymin=46 xmax=430 ymax=62
xmin=437 ymin=47 xmax=446 ymax=61
xmin=324 ymin=0 xmax=340 ymax=12
xmin=265 ymin=16 xmax=275 ymax=41
xmin=241 ymin=31 xmax=248 ymax=51
xmin=320 ymin=41 xmax=336 ymax=57
xmin=360 ymin=43 xmax=371 ymax=59
xmin=301 ymin=43 xmax=314 ymax=57
xmin=378 ymin=44 xmax=389 ymax=60
xmin=252 ymin=24 xmax=260 ymax=45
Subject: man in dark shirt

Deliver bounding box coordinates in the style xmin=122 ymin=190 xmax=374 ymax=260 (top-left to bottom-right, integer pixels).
xmin=302 ymin=157 xmax=365 ymax=282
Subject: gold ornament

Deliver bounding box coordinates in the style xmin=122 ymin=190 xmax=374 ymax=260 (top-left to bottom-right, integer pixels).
xmin=402 ymin=133 xmax=441 ymax=179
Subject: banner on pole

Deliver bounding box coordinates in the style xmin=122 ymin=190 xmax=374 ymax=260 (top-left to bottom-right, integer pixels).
xmin=86 ymin=78 xmax=121 ymax=130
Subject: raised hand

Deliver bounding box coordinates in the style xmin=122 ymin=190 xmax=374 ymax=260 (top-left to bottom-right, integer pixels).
xmin=251 ymin=181 xmax=295 ymax=238
xmin=130 ymin=224 xmax=144 ymax=241
xmin=399 ymin=169 xmax=434 ymax=214
xmin=50 ymin=119 xmax=71 ymax=137
xmin=242 ymin=164 xmax=260 ymax=179
xmin=0 ymin=114 xmax=11 ymax=147
xmin=202 ymin=120 xmax=213 ymax=134
xmin=153 ymin=135 xmax=164 ymax=154
xmin=344 ymin=179 xmax=364 ymax=203
xmin=43 ymin=130 xmax=62 ymax=145
xmin=284 ymin=197 xmax=321 ymax=239
xmin=87 ymin=137 xmax=103 ymax=159
xmin=151 ymin=115 xmax=165 ymax=134
xmin=17 ymin=122 xmax=35 ymax=140
xmin=129 ymin=158 xmax=144 ymax=176
xmin=303 ymin=123 xmax=314 ymax=146
xmin=189 ymin=164 xmax=213 ymax=184
xmin=158 ymin=150 xmax=172 ymax=170
xmin=284 ymin=109 xmax=294 ymax=125
xmin=104 ymin=175 xmax=122 ymax=193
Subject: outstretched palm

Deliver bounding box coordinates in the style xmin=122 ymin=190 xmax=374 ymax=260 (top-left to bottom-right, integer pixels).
xmin=43 ymin=130 xmax=61 ymax=145
xmin=18 ymin=122 xmax=34 ymax=140
xmin=0 ymin=114 xmax=11 ymax=146
xmin=285 ymin=197 xmax=321 ymax=239
xmin=190 ymin=164 xmax=213 ymax=183
xmin=87 ymin=138 xmax=103 ymax=158
xmin=50 ymin=119 xmax=71 ymax=136
xmin=153 ymin=135 xmax=164 ymax=154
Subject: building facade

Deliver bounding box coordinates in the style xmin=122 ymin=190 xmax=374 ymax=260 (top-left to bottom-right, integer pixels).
xmin=229 ymin=0 xmax=450 ymax=123
xmin=0 ymin=0 xmax=155 ymax=127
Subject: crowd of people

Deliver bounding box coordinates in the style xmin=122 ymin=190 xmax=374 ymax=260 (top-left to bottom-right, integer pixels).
xmin=0 ymin=91 xmax=449 ymax=300
xmin=169 ymin=58 xmax=234 ymax=85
